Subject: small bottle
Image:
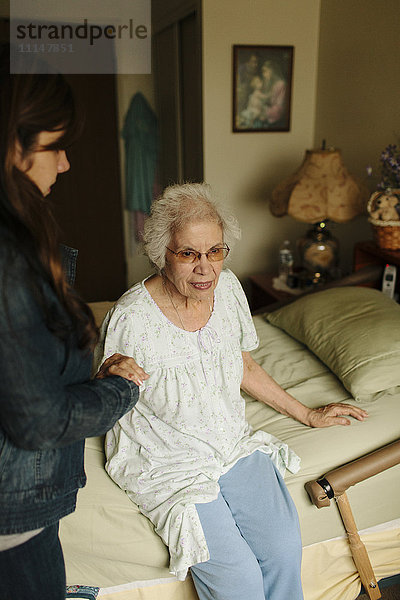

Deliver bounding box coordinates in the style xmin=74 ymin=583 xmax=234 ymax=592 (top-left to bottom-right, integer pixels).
xmin=278 ymin=240 xmax=294 ymax=283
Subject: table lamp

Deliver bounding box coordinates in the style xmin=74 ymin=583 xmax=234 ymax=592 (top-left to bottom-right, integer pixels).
xmin=270 ymin=148 xmax=369 ymax=282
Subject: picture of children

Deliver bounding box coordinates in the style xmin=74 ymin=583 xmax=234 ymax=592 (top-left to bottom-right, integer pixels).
xmin=240 ymin=76 xmax=267 ymax=127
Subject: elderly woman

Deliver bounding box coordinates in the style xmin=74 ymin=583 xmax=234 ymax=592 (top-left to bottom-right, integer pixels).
xmin=96 ymin=183 xmax=367 ymax=600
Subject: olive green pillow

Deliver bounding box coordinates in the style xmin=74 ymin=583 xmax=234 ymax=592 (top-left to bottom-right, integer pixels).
xmin=267 ymin=287 xmax=400 ymax=402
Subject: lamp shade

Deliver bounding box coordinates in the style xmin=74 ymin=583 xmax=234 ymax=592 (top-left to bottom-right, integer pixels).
xmin=271 ymin=149 xmax=368 ymax=223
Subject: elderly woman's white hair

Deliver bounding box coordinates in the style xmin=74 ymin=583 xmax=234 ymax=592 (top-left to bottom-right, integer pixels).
xmin=143 ymin=182 xmax=241 ymax=273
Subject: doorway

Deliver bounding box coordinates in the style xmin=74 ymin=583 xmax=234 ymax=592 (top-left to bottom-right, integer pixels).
xmin=0 ymin=20 xmax=127 ymax=302
xmin=152 ymin=0 xmax=203 ymax=188
xmin=52 ymin=74 xmax=127 ymax=302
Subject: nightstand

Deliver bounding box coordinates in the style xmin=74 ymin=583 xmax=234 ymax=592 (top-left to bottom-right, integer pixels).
xmin=353 ymin=241 xmax=400 ymax=294
xmin=248 ymin=273 xmax=293 ymax=311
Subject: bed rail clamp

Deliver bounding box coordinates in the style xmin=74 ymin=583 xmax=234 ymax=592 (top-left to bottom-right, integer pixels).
xmin=316 ymin=477 xmax=334 ymax=499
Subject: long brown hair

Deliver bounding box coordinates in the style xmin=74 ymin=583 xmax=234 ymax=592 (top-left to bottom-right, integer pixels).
xmin=0 ymin=45 xmax=98 ymax=350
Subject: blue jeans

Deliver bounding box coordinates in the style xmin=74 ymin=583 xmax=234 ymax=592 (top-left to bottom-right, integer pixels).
xmin=0 ymin=523 xmax=66 ymax=600
xmin=192 ymin=451 xmax=303 ymax=600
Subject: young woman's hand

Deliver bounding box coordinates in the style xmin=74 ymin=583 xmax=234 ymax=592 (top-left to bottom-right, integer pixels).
xmin=96 ymin=353 xmax=149 ymax=386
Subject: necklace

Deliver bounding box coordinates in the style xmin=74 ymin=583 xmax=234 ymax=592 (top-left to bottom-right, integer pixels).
xmin=162 ymin=278 xmax=213 ymax=331
xmin=164 ymin=280 xmax=186 ymax=330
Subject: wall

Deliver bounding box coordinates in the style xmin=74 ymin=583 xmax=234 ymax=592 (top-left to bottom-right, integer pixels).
xmin=7 ymin=0 xmax=398 ymax=286
xmin=315 ymin=0 xmax=400 ymax=271
xmin=202 ymin=0 xmax=321 ymax=281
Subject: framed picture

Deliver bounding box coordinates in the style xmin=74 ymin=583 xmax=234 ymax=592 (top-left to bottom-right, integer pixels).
xmin=232 ymin=44 xmax=294 ymax=132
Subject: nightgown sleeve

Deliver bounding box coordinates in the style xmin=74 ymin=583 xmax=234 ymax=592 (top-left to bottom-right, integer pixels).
xmin=220 ymin=269 xmax=259 ymax=352
xmin=93 ymin=293 xmax=148 ymax=374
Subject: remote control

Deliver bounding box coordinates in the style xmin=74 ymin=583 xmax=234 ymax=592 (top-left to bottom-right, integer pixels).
xmin=382 ymin=264 xmax=397 ymax=299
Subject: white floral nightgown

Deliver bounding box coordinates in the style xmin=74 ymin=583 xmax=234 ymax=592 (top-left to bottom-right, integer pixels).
xmin=97 ymin=269 xmax=300 ymax=580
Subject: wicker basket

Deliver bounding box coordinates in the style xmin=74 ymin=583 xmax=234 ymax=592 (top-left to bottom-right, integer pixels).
xmin=367 ymin=191 xmax=400 ymax=250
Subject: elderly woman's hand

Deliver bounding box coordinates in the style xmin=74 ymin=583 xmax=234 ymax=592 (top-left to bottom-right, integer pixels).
xmin=96 ymin=353 xmax=149 ymax=386
xmin=306 ymin=403 xmax=369 ymax=428
xmin=241 ymin=352 xmax=369 ymax=429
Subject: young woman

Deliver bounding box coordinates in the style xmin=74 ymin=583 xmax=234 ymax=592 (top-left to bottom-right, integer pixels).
xmin=0 ymin=45 xmax=139 ymax=599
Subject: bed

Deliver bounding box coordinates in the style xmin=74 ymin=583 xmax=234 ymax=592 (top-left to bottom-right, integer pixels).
xmin=61 ymin=285 xmax=400 ymax=600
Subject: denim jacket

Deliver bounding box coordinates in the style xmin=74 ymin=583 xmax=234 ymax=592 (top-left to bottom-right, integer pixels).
xmin=0 ymin=229 xmax=138 ymax=534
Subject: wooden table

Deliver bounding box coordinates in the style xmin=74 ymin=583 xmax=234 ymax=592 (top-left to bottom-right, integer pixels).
xmin=248 ymin=273 xmax=295 ymax=311
xmin=353 ymin=241 xmax=400 ymax=294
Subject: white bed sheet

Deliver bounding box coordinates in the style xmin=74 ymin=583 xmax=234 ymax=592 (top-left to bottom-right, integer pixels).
xmin=61 ymin=309 xmax=400 ymax=600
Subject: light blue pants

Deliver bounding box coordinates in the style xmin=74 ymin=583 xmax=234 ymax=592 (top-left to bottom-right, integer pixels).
xmin=191 ymin=451 xmax=303 ymax=600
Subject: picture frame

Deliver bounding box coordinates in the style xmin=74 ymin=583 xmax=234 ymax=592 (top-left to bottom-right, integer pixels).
xmin=232 ymin=44 xmax=294 ymax=133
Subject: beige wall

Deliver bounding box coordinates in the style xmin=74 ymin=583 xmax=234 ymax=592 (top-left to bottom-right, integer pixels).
xmin=118 ymin=0 xmax=322 ymax=286
xmin=314 ymin=0 xmax=400 ymax=271
xmin=6 ymin=0 xmax=395 ymax=286
xmin=202 ymin=0 xmax=321 ymax=280
xmin=119 ymin=0 xmax=322 ymax=285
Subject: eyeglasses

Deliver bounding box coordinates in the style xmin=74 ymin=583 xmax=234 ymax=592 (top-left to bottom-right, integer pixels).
xmin=166 ymin=245 xmax=230 ymax=263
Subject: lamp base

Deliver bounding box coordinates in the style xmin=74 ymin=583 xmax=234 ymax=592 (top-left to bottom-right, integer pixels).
xmin=297 ymin=221 xmax=339 ymax=283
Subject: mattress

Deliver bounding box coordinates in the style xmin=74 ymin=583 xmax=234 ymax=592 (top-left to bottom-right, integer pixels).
xmin=61 ymin=302 xmax=400 ymax=600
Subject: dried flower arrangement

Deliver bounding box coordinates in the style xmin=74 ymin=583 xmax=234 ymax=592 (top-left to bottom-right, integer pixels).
xmin=377 ymin=144 xmax=400 ymax=191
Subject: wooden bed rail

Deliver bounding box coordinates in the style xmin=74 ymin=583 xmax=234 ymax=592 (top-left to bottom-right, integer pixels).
xmin=305 ymin=440 xmax=400 ymax=600
xmin=305 ymin=440 xmax=400 ymax=508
